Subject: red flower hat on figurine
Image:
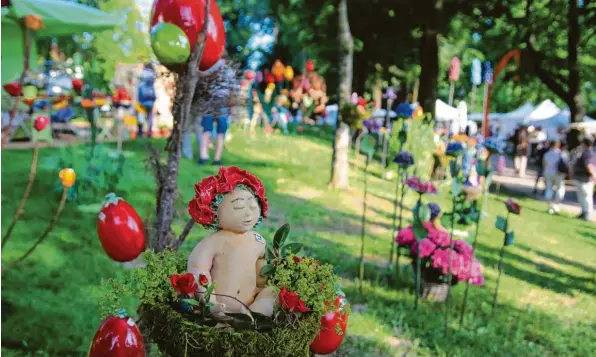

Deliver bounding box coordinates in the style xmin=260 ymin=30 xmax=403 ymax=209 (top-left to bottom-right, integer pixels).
xmin=188 ymin=166 xmax=269 ymax=228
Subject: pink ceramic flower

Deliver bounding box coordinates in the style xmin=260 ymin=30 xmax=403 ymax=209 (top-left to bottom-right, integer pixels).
xmin=505 ymin=199 xmax=521 ymax=215
xmin=395 ymin=226 xmax=415 ymax=246
xmin=431 ymin=249 xmax=450 ymax=274
xmin=468 ymin=259 xmax=484 ymax=286
xmin=406 ymin=177 xmax=437 ymax=195
xmin=411 ymin=238 xmax=437 ymax=258
xmin=453 ymin=240 xmax=473 ymax=258
xmin=428 ymin=229 xmax=450 ymax=247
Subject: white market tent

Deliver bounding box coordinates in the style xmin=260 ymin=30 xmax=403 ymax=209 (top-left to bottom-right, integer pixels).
xmin=435 ymin=99 xmax=469 ymax=133
xmin=526 ymin=99 xmax=561 ymax=121
xmin=530 ymin=108 xmax=596 ymax=138
xmin=468 ymin=102 xmax=536 ymax=139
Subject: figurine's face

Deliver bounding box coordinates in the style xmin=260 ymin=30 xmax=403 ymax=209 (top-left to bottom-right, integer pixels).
xmin=217 ymin=188 xmax=261 ymax=233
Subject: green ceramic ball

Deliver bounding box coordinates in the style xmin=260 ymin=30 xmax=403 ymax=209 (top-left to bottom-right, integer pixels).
xmin=150 ymin=22 xmax=191 ymax=65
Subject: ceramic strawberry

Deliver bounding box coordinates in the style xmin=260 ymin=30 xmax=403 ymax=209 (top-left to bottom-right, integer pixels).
xmin=96 ymin=193 xmax=146 ymax=262
xmin=33 ymin=115 xmax=50 ymax=131
xmin=310 ymin=295 xmax=349 ymax=355
xmin=88 ymin=309 xmax=145 ymax=357
xmin=150 ymin=0 xmax=225 ymax=71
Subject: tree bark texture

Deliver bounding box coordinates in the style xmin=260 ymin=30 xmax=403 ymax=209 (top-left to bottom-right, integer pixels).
xmin=329 ymin=0 xmax=353 ymax=189
xmin=154 ymin=0 xmax=210 ymax=252
xmin=567 ymin=0 xmax=584 ymax=123
xmin=417 ymin=0 xmax=443 ymax=119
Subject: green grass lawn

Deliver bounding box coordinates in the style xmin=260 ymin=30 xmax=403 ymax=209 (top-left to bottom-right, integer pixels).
xmin=2 ymin=125 xmax=595 ymax=357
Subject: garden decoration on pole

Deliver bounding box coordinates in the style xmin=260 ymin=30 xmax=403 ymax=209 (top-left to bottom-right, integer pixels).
xmin=443 ymin=140 xmax=466 ymax=335
xmin=395 ymin=177 xmax=438 ymax=309
xmin=492 ymin=199 xmax=521 ymax=315
xmin=448 ymin=57 xmax=460 ymax=106
xmin=471 ymin=58 xmax=482 ymax=113
xmin=359 ymin=133 xmax=376 ymax=294
xmin=2 ymin=116 xmax=50 ymax=249
xmin=381 ymin=86 xmax=398 ymax=175
xmin=2 ymin=168 xmax=76 ymax=271
xmin=388 ymin=151 xmax=414 ymax=275
xmin=481 ymin=49 xmax=521 ymax=138
xmin=458 ymin=138 xmax=502 ymax=326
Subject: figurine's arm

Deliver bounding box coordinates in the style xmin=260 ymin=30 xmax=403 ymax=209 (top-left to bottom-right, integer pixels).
xmin=187 ymin=237 xmax=217 ymax=298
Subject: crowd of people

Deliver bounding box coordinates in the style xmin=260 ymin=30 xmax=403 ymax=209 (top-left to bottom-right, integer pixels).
xmin=512 ymin=126 xmax=595 ymax=221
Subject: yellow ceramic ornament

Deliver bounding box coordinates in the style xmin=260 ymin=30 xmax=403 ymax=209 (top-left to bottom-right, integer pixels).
xmin=59 ymin=168 xmax=76 ymax=188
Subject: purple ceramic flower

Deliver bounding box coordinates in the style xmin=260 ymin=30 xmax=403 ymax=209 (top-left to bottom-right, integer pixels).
xmin=406 ymin=177 xmax=437 ymax=195
xmin=383 ymin=86 xmax=398 ymax=100
xmin=428 ymin=203 xmax=441 ymax=221
xmin=393 ymin=151 xmax=414 ymax=168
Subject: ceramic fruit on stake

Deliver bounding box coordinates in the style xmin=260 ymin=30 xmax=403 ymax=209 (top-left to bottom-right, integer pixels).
xmin=33 ymin=115 xmax=50 ymax=131
xmin=187 ymin=166 xmax=276 ymax=317
xmin=150 ymin=0 xmax=226 ymax=71
xmin=88 ymin=309 xmax=145 ymax=357
xmin=96 ymin=193 xmax=146 ymax=262
xmin=310 ymin=295 xmax=349 ymax=355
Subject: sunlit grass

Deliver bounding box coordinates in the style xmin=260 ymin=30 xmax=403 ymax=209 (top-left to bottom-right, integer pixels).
xmin=2 ymin=125 xmax=595 ymax=356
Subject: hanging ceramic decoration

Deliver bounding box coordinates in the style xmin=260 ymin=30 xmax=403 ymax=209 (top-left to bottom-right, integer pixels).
xmin=96 ymin=193 xmax=146 ymax=262
xmin=88 ymin=309 xmax=145 ymax=357
xmin=310 ymin=295 xmax=349 ymax=355
xmin=150 ymin=0 xmax=226 ymax=71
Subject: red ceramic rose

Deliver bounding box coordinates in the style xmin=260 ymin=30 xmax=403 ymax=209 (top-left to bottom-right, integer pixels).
xmin=505 ymin=199 xmax=521 ymax=215
xmin=170 ymin=273 xmax=199 ymax=295
xmin=188 ymin=166 xmax=269 ymax=227
xmin=279 ymin=287 xmax=308 ymax=313
xmin=198 ymin=273 xmax=209 ymax=287
xmin=33 ymin=115 xmax=50 ymax=131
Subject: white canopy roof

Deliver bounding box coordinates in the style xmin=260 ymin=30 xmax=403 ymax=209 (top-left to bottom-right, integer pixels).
xmin=467 ymin=102 xmax=535 ymax=122
xmin=527 ymin=100 xmax=561 ymax=121
xmin=530 ymin=108 xmax=596 ymax=138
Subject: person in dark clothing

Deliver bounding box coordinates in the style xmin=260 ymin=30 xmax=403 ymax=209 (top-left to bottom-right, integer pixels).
xmin=533 ymin=142 xmax=549 ymax=195
xmin=572 ymin=137 xmax=595 ymax=221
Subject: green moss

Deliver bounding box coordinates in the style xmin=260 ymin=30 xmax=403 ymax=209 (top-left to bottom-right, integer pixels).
xmin=143 ymin=304 xmax=319 ymax=357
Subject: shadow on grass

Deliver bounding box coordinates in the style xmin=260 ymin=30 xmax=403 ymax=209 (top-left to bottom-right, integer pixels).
xmin=474 ymin=242 xmax=594 ymax=296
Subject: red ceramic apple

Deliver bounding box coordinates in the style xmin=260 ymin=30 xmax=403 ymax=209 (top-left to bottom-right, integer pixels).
xmin=88 ymin=310 xmax=145 ymax=357
xmin=3 ymin=82 xmax=22 ymax=97
xmin=96 ymin=193 xmax=146 ymax=262
xmin=150 ymin=0 xmax=225 ymax=71
xmin=310 ymin=295 xmax=349 ymax=355
xmin=72 ymin=79 xmax=84 ymax=93
xmin=33 ymin=115 xmax=50 ymax=131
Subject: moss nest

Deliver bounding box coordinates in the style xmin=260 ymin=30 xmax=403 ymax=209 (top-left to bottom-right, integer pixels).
xmin=142 ymin=304 xmax=319 ymax=357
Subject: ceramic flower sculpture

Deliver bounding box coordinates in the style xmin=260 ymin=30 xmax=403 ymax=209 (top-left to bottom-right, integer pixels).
xmin=187 ymin=166 xmax=276 ymax=317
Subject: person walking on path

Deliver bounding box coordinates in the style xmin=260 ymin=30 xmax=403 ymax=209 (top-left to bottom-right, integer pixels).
xmin=137 ymin=63 xmax=157 ymax=138
xmin=533 ymin=142 xmax=549 ymax=195
xmin=572 ymin=137 xmax=596 ymax=221
xmin=543 ymin=141 xmax=569 ymax=214
xmin=199 ymin=108 xmax=229 ymax=165
xmin=514 ymin=127 xmax=530 ymax=177
xmin=182 ymin=118 xmax=203 ymax=160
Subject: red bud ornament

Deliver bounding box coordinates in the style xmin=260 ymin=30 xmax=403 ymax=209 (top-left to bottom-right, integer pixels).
xmin=88 ymin=309 xmax=145 ymax=357
xmin=33 ymin=115 xmax=50 ymax=131
xmin=96 ymin=193 xmax=146 ymax=262
xmin=310 ymin=295 xmax=349 ymax=355
xmin=150 ymin=0 xmax=226 ymax=71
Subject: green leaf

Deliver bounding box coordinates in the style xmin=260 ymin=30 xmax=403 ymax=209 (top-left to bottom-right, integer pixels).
xmin=495 ymin=216 xmax=507 ymax=232
xmin=206 ymin=282 xmax=216 ymax=296
xmin=260 ymin=264 xmax=275 ymax=277
xmin=265 ymin=243 xmax=276 ymax=262
xmin=274 ymin=223 xmax=290 ymax=249
xmin=504 ymin=231 xmax=515 ymax=246
xmin=412 ymin=221 xmax=429 ymax=239
xmin=182 ymin=298 xmax=201 ymax=306
xmin=359 ymin=134 xmax=376 ymax=157
xmin=452 ymin=178 xmax=462 ymax=196
xmin=283 ymin=243 xmax=303 ymax=255
xmin=416 ymin=204 xmax=431 ymax=223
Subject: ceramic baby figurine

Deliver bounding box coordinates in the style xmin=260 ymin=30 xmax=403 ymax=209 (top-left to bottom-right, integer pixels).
xmin=187 ymin=166 xmax=276 ymax=317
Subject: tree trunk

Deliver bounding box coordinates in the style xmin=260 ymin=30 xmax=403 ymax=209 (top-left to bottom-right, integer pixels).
xmin=329 ymin=0 xmax=353 ymax=189
xmin=567 ymin=0 xmax=584 ymax=123
xmin=417 ymin=0 xmax=442 ymax=118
